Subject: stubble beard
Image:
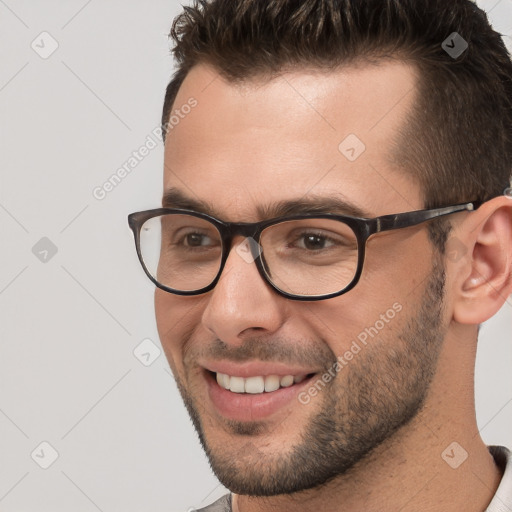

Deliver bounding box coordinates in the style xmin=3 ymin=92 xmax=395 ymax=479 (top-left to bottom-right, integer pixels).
xmin=172 ymin=259 xmax=447 ymax=496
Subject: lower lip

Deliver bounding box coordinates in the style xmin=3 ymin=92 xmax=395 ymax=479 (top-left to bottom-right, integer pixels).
xmin=205 ymin=371 xmax=316 ymax=422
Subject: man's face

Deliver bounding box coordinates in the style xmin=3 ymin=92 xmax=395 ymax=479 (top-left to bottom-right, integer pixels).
xmin=156 ymin=62 xmax=449 ymax=495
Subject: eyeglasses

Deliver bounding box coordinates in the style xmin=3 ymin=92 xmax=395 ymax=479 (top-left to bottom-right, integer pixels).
xmin=127 ymin=201 xmax=478 ymax=301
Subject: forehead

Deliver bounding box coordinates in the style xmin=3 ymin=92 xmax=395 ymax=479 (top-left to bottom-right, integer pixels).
xmin=163 ymin=61 xmax=421 ymax=221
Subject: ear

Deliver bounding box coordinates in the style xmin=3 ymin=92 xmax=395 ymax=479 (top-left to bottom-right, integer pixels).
xmin=452 ymin=196 xmax=512 ymax=325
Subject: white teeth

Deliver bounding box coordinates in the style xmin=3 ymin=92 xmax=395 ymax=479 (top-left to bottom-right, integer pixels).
xmin=245 ymin=376 xmax=265 ymax=394
xmin=215 ymin=372 xmax=308 ymax=394
xmin=222 ymin=373 xmax=231 ymax=389
xmin=280 ymin=375 xmax=294 ymax=387
xmin=264 ymin=375 xmax=280 ymax=392
xmin=216 ymin=372 xmax=230 ymax=389
xmin=229 ymin=376 xmax=245 ymax=393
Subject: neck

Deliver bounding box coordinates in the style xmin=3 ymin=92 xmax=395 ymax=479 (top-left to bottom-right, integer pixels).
xmin=234 ymin=420 xmax=501 ymax=512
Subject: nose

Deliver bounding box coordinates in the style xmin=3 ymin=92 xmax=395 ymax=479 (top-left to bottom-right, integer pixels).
xmin=201 ymin=237 xmax=286 ymax=345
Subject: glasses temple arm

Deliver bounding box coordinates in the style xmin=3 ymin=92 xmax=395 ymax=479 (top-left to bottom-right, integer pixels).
xmin=374 ymin=202 xmax=478 ymax=233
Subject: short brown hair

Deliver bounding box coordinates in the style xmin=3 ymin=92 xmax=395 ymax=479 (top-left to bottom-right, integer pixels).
xmin=162 ymin=0 xmax=512 ymax=217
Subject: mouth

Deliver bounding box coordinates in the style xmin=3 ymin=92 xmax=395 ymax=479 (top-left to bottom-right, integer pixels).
xmin=203 ymin=367 xmax=319 ymax=422
xmin=211 ymin=371 xmax=314 ymax=394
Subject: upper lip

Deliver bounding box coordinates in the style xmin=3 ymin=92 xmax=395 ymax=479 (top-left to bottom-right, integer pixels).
xmin=201 ymin=360 xmax=319 ymax=378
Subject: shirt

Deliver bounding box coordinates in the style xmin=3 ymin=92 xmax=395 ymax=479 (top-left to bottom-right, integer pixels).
xmin=196 ymin=445 xmax=512 ymax=512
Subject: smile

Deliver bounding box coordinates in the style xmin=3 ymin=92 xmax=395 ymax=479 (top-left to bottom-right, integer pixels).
xmin=215 ymin=372 xmax=309 ymax=394
xmin=202 ymin=365 xmax=319 ymax=422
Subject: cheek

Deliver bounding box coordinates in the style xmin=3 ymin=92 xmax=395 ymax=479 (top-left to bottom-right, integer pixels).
xmin=301 ymin=293 xmax=384 ymax=355
xmin=301 ymin=235 xmax=432 ymax=352
xmin=363 ymin=230 xmax=432 ymax=295
xmin=154 ymin=289 xmax=205 ymax=373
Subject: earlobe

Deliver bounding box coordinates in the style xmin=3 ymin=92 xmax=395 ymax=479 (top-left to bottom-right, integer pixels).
xmin=453 ymin=198 xmax=512 ymax=325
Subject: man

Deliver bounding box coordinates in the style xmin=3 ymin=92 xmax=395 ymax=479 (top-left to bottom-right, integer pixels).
xmin=128 ymin=0 xmax=512 ymax=510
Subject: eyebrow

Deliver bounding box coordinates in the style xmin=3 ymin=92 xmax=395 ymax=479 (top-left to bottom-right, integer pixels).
xmin=161 ymin=187 xmax=372 ymax=220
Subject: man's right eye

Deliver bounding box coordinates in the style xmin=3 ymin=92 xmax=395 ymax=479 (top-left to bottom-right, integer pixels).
xmin=170 ymin=230 xmax=220 ymax=249
xmin=182 ymin=232 xmax=215 ymax=247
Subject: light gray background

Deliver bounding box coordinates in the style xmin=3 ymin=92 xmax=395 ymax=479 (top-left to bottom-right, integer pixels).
xmin=0 ymin=1 xmax=511 ymax=511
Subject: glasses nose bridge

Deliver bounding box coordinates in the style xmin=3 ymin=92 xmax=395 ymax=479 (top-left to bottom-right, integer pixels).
xmin=215 ymin=221 xmax=266 ymax=289
xmin=222 ymin=220 xmax=263 ymax=248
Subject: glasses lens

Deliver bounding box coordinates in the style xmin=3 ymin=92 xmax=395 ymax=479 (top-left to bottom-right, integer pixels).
xmin=139 ymin=214 xmax=222 ymax=292
xmin=260 ymin=218 xmax=359 ymax=297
